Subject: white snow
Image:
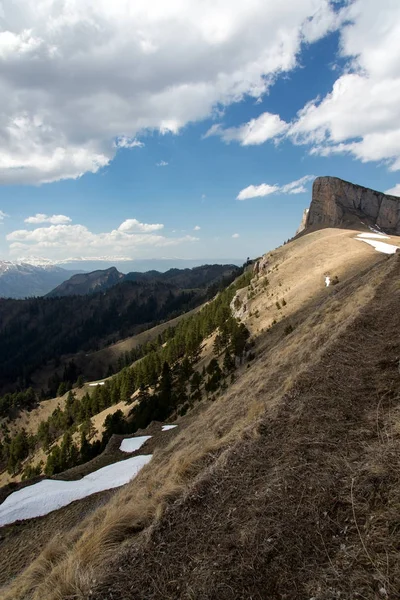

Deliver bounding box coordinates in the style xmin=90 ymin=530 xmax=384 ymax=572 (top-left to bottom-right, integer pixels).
xmin=89 ymin=381 xmax=105 ymax=386
xmin=325 ymin=276 xmax=331 ymax=287
xmin=119 ymin=436 xmax=151 ymax=453
xmin=162 ymin=424 xmax=178 ymax=431
xmin=357 ymin=232 xmax=389 ymax=239
xmin=0 ymin=454 xmax=152 ymax=527
xmin=357 ymin=239 xmax=399 ymax=254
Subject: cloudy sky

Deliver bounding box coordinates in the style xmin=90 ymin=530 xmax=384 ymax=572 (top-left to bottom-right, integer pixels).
xmin=0 ymin=0 xmax=399 ymax=266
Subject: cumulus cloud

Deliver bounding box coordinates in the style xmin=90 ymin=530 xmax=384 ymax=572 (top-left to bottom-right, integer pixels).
xmin=0 ymin=210 xmax=8 ymax=223
xmin=232 ymin=233 xmax=240 ymax=238
xmin=0 ymin=0 xmax=339 ymax=184
xmin=289 ymin=0 xmax=400 ymax=171
xmin=385 ymin=184 xmax=400 ymax=197
xmin=156 ymin=160 xmax=168 ymax=167
xmin=237 ymin=175 xmax=313 ymax=200
xmin=6 ymin=220 xmax=198 ymax=260
xmin=194 ymin=225 xmax=201 ymax=231
xmin=24 ymin=213 xmax=72 ymax=225
xmin=118 ymin=219 xmax=164 ymax=233
xmin=205 ymin=112 xmax=288 ymax=145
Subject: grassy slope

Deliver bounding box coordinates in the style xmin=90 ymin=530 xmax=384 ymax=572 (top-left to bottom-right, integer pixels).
xmin=1 ymin=228 xmax=400 ymax=599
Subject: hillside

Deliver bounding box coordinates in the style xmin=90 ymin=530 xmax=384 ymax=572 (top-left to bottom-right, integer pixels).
xmin=0 ymin=264 xmax=239 ymax=395
xmin=1 ymin=222 xmax=400 ymax=599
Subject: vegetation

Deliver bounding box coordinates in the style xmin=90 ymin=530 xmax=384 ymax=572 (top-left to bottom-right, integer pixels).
xmin=0 ymin=265 xmax=240 ymax=394
xmin=0 ymin=269 xmax=252 ymax=480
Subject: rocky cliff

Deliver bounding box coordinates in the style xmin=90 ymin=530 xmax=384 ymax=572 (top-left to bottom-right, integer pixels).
xmin=306 ymin=176 xmax=400 ymax=234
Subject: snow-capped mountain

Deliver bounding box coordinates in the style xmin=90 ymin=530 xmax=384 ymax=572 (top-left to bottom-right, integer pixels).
xmin=0 ymin=260 xmax=82 ymax=298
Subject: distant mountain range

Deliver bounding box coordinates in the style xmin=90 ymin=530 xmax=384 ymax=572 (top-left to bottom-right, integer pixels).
xmin=47 ymin=264 xmax=242 ymax=297
xmin=0 ymin=261 xmax=82 ymax=299
xmin=0 ymin=258 xmax=244 ymax=299
xmin=46 ymin=267 xmax=124 ymax=297
xmin=0 ymin=263 xmax=240 ymax=392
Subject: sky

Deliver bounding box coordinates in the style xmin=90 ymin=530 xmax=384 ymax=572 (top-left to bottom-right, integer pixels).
xmin=0 ymin=0 xmax=400 ymax=269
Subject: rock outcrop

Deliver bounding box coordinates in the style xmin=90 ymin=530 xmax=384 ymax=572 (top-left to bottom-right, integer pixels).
xmin=296 ymin=208 xmax=309 ymax=235
xmin=306 ymin=176 xmax=400 ymax=234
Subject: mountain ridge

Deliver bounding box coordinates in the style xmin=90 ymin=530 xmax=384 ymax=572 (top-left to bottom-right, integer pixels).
xmin=47 ymin=263 xmax=241 ymax=297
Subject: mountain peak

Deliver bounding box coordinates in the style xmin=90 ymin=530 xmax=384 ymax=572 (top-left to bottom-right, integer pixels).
xmin=304 ymin=176 xmax=400 ymax=234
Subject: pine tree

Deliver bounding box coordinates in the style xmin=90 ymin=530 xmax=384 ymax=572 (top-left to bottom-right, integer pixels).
xmin=80 ymin=431 xmax=91 ymax=463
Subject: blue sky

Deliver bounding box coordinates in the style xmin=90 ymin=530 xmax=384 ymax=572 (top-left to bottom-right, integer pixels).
xmin=0 ymin=0 xmax=399 ymax=269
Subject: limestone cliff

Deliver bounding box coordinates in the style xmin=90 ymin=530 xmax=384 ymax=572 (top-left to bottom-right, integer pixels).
xmin=306 ymin=176 xmax=400 ymax=234
xmin=296 ymin=208 xmax=309 ymax=235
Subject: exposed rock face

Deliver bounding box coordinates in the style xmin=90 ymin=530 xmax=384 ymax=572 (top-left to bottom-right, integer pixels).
xmin=296 ymin=208 xmax=309 ymax=235
xmin=306 ymin=176 xmax=400 ymax=234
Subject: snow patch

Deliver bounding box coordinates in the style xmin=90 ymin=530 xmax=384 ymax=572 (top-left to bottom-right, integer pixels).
xmin=357 ymin=233 xmax=389 ymax=239
xmin=325 ymin=276 xmax=331 ymax=287
xmin=0 ymin=455 xmax=152 ymax=527
xmin=357 ymin=239 xmax=399 ymax=254
xmin=162 ymin=425 xmax=178 ymax=431
xmin=119 ymin=436 xmax=151 ymax=453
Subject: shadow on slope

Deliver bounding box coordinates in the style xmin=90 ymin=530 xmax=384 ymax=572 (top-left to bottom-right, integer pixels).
xmin=1 ymin=237 xmax=398 ymax=600
xmin=93 ymin=253 xmax=400 ymax=600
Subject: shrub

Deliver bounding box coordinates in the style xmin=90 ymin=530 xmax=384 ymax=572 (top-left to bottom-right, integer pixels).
xmin=276 ymin=301 xmax=281 ymax=310
xmin=234 ymin=296 xmax=243 ymax=310
xmin=284 ymin=324 xmax=294 ymax=336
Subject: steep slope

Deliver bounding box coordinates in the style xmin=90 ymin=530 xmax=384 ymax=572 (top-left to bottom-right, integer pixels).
xmin=47 ymin=267 xmax=124 ymax=297
xmin=0 ymin=262 xmax=80 ymax=299
xmin=306 ymin=176 xmax=400 ymax=233
xmin=95 ymin=257 xmax=400 ymax=599
xmin=2 ymin=227 xmax=400 ymax=600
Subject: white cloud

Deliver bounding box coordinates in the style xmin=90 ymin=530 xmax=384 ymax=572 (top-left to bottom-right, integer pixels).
xmin=118 ymin=219 xmax=164 ymax=233
xmin=24 ymin=213 xmax=72 ymax=225
xmin=385 ymin=184 xmax=400 ymax=197
xmin=0 ymin=210 xmax=8 ymax=223
xmin=289 ymin=1 xmax=400 ymax=171
xmin=194 ymin=225 xmax=201 ymax=231
xmin=0 ymin=0 xmax=340 ymax=184
xmin=237 ymin=183 xmax=279 ymax=200
xmin=6 ymin=220 xmax=198 ymax=260
xmin=205 ymin=112 xmax=288 ymax=145
xmin=232 ymin=233 xmax=240 ymax=238
xmin=115 ymin=137 xmax=144 ymax=149
xmin=237 ymin=175 xmax=313 ymax=200
xmin=156 ymin=160 xmax=168 ymax=167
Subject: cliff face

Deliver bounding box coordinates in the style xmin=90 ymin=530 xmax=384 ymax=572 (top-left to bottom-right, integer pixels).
xmin=296 ymin=208 xmax=309 ymax=235
xmin=306 ymin=176 xmax=400 ymax=234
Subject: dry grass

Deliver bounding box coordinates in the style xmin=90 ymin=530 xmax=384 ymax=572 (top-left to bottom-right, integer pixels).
xmin=90 ymin=251 xmax=400 ymax=600
xmin=1 ymin=228 xmax=398 ymax=599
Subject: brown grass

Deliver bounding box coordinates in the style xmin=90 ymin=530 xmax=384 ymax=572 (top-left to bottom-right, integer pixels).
xmin=1 ymin=228 xmax=398 ymax=599
xmin=90 ymin=252 xmax=400 ymax=600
